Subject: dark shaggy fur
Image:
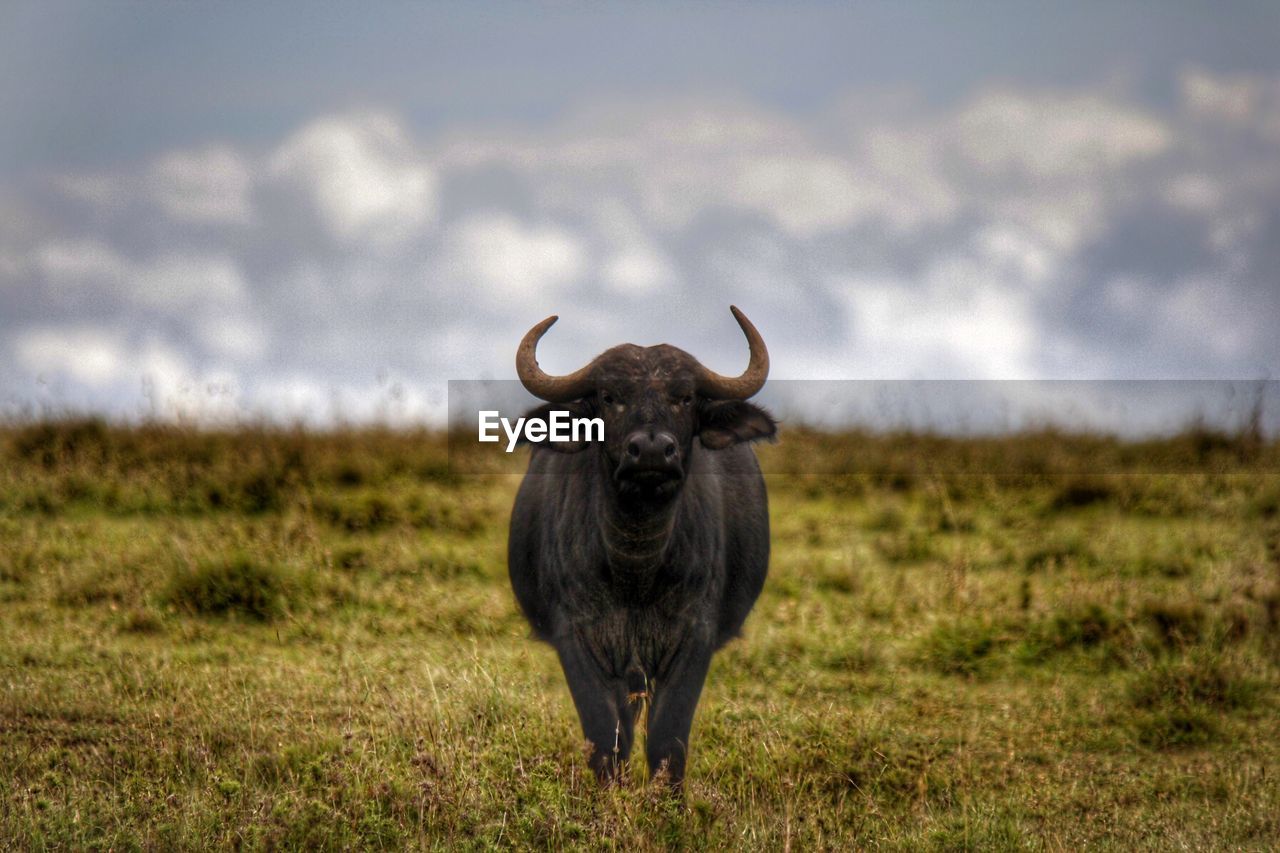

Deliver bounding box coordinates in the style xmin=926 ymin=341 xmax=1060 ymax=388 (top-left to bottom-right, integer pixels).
xmin=508 ymin=343 xmax=775 ymax=787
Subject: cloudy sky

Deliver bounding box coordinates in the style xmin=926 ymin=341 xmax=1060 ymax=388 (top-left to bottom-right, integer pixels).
xmin=2 ymin=2 xmax=1278 ymax=425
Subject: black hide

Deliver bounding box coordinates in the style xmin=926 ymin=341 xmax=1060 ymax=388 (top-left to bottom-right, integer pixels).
xmin=507 ymin=343 xmax=774 ymax=787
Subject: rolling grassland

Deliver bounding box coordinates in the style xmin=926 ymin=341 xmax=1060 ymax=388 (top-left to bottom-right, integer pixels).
xmin=1 ymin=421 xmax=1278 ymax=849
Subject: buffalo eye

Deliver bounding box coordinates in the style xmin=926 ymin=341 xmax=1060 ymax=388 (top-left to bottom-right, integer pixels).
xmin=681 ymin=394 xmax=693 ymax=406
xmin=601 ymin=392 xmax=615 ymax=406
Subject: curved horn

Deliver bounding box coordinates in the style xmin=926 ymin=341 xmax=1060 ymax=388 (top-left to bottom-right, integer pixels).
xmin=515 ymin=315 xmax=595 ymax=402
xmin=696 ymin=305 xmax=770 ymax=399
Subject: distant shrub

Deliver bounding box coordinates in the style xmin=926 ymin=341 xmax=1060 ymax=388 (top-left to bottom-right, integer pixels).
xmin=811 ymin=561 xmax=860 ymax=595
xmin=333 ymin=546 xmax=369 ymax=572
xmin=419 ymin=553 xmax=486 ymax=581
xmin=314 ymin=494 xmax=403 ymax=533
xmin=930 ymin=508 xmax=977 ymax=533
xmin=18 ymin=488 xmax=64 ymax=515
xmin=0 ymin=550 xmax=32 ymax=584
xmin=1023 ymin=534 xmax=1096 ymax=572
xmin=405 ymin=495 xmax=487 ymax=534
xmin=916 ymin=618 xmax=1007 ymax=676
xmin=1046 ymin=603 xmax=1122 ymax=648
xmin=1250 ymin=485 xmax=1280 ymax=519
xmin=414 ymin=458 xmax=458 ymax=484
xmin=818 ymin=638 xmax=884 ymax=673
xmin=1180 ymin=426 xmax=1260 ymax=463
xmin=874 ymin=530 xmax=937 ymax=564
xmin=1131 ymin=706 xmax=1219 ymax=749
xmin=1120 ymin=549 xmax=1197 ymax=579
xmin=1050 ymin=476 xmax=1116 ymax=510
xmin=333 ymin=463 xmax=367 ymax=487
xmin=864 ymin=506 xmax=906 ymax=532
xmin=235 ymin=471 xmax=290 ymax=514
xmin=1124 ymin=475 xmax=1209 ymax=517
xmin=1142 ymin=599 xmax=1206 ymax=650
xmin=118 ymin=607 xmax=165 ymax=634
xmin=1019 ymin=602 xmax=1125 ymax=664
xmin=12 ymin=418 xmax=111 ymax=468
xmin=1127 ymin=652 xmax=1263 ymax=748
xmin=168 ymin=555 xmax=299 ymax=620
xmin=791 ymin=728 xmax=956 ymax=809
xmin=55 ymin=569 xmax=130 ymax=607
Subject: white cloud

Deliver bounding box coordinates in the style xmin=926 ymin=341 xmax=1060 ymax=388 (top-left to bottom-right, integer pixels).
xmin=1180 ymin=68 xmax=1280 ymax=141
xmin=133 ymin=340 xmax=194 ymax=396
xmin=731 ymin=155 xmax=877 ymax=237
xmin=270 ymin=113 xmax=437 ymax=245
xmin=1160 ymin=276 xmax=1261 ymax=362
xmin=12 ymin=328 xmax=196 ymax=392
xmin=441 ymin=102 xmax=912 ymax=237
xmin=34 ymin=241 xmax=248 ymax=310
xmin=10 ymin=325 xmax=249 ymax=420
xmin=197 ymin=316 xmax=268 ymax=360
xmin=974 ymin=226 xmax=1057 ymax=285
xmin=0 ymin=249 xmax=25 ymax=279
xmin=52 ymin=149 xmax=253 ymax=224
xmin=440 ymin=214 xmax=585 ymax=306
xmin=52 ymin=174 xmax=128 ymax=208
xmin=990 ymin=186 xmax=1107 ymax=254
xmin=247 ymin=374 xmax=441 ymax=426
xmin=439 ymin=91 xmax=1167 ymax=248
xmin=1163 ymin=173 xmax=1224 ymax=213
xmin=859 ymin=125 xmax=960 ymax=230
xmin=840 ymin=257 xmax=1039 ymax=380
xmin=36 ymin=239 xmax=131 ymax=285
xmin=602 ymin=243 xmax=675 ymax=295
xmin=955 ymin=90 xmax=1170 ymax=179
xmin=1102 ymin=272 xmax=1266 ymax=368
xmin=147 ymin=145 xmax=253 ymax=224
xmin=13 ymin=76 xmax=1279 ymax=422
xmin=1181 ymin=69 xmax=1264 ymax=124
xmin=130 ymin=254 xmax=248 ymax=309
xmin=15 ymin=326 xmax=130 ymax=385
xmin=591 ymin=201 xmax=677 ymax=295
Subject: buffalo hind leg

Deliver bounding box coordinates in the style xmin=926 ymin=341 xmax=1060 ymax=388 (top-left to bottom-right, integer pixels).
xmin=556 ymin=641 xmax=635 ymax=784
xmin=646 ymin=642 xmax=713 ymax=790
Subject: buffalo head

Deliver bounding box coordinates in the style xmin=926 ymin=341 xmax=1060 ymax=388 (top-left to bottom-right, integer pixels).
xmin=516 ymin=306 xmax=776 ymax=501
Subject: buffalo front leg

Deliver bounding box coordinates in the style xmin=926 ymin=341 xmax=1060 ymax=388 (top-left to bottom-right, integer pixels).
xmin=555 ymin=639 xmax=635 ymax=784
xmin=646 ymin=641 xmax=713 ymax=790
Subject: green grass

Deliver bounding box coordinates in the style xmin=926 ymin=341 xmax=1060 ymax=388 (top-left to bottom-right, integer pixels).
xmin=1 ymin=419 xmax=1278 ymax=849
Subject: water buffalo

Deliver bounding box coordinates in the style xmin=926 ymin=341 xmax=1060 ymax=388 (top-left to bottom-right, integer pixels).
xmin=507 ymin=307 xmax=776 ymax=788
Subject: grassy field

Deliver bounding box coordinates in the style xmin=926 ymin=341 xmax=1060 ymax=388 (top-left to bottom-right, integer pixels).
xmin=1 ymin=420 xmax=1278 ymax=849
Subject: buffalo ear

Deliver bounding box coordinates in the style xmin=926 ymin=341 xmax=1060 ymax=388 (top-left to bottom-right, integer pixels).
xmin=698 ymin=400 xmax=778 ymax=450
xmin=517 ymin=400 xmax=596 ymax=453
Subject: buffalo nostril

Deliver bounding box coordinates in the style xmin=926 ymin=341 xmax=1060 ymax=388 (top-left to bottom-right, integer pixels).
xmin=663 ymin=442 xmax=677 ymax=459
xmin=627 ymin=441 xmax=642 ymax=459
